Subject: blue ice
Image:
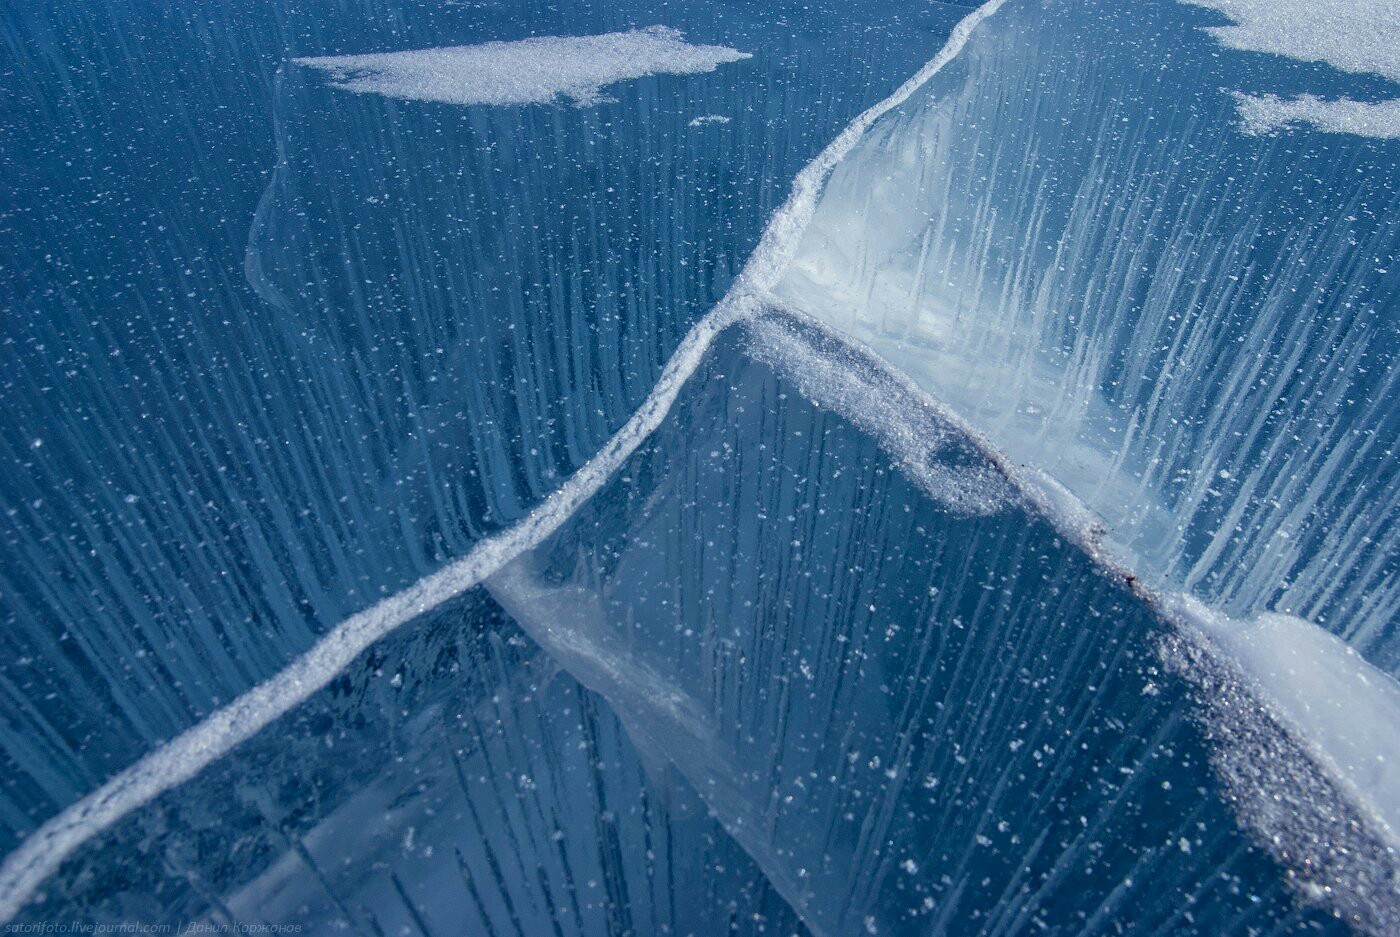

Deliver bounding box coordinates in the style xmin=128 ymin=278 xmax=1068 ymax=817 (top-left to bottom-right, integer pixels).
xmin=1 ymin=0 xmax=1396 ymax=934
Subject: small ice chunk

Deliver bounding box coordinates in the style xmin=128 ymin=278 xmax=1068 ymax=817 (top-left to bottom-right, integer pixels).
xmin=688 ymin=114 xmax=732 ymax=126
xmin=294 ymin=26 xmax=751 ymax=108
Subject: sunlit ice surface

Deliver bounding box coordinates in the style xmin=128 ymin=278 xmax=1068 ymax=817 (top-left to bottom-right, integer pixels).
xmin=1 ymin=0 xmax=1397 ymax=934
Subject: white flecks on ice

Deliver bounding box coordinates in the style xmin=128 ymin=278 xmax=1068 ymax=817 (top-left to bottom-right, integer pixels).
xmin=1167 ymin=596 xmax=1400 ymax=850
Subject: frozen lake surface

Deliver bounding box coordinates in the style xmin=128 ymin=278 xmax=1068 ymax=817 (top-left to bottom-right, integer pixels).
xmin=1 ymin=0 xmax=1396 ymax=933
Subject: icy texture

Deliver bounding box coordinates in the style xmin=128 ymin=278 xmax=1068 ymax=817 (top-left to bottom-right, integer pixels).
xmin=2 ymin=0 xmax=1396 ymax=931
xmin=771 ymin=0 xmax=1400 ymax=925
xmin=1 ymin=0 xmax=970 ymax=862
xmin=1183 ymin=0 xmax=1400 ymax=81
xmin=293 ymin=26 xmax=751 ymax=107
xmin=12 ymin=590 xmax=809 ymax=935
xmin=746 ymin=314 xmax=1013 ymax=515
xmin=1194 ymin=607 xmax=1400 ymax=846
xmin=1183 ymin=0 xmax=1400 ymax=138
xmin=776 ymin=0 xmax=1400 ymax=668
xmin=1233 ymin=93 xmax=1400 ymax=139
xmin=487 ymin=325 xmax=1354 ymax=934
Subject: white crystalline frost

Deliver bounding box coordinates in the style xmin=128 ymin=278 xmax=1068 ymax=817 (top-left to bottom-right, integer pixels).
xmin=1233 ymin=92 xmax=1400 ymax=140
xmin=1183 ymin=0 xmax=1400 ymax=81
xmin=293 ymin=26 xmax=751 ymax=108
xmin=1182 ymin=0 xmax=1400 ymax=139
xmin=1166 ymin=596 xmax=1400 ymax=851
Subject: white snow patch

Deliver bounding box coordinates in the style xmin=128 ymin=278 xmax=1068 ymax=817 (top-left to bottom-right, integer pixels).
xmin=688 ymin=114 xmax=731 ymax=126
xmin=1182 ymin=0 xmax=1400 ymax=138
xmin=294 ymin=26 xmax=750 ymax=107
xmin=1234 ymin=91 xmax=1400 ymax=139
xmin=1183 ymin=0 xmax=1400 ymax=81
xmin=1165 ymin=596 xmax=1400 ymax=848
xmin=1161 ymin=599 xmax=1400 ymax=932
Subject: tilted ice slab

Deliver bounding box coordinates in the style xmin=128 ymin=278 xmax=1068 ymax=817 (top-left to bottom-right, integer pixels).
xmin=774 ymin=0 xmax=1400 ymax=925
xmin=777 ymin=0 xmax=1400 ymax=663
xmin=488 ymin=314 xmax=1400 ymax=933
xmin=761 ymin=303 xmax=1400 ymax=930
xmin=293 ymin=26 xmax=750 ymax=107
xmin=1183 ymin=0 xmax=1400 ymax=138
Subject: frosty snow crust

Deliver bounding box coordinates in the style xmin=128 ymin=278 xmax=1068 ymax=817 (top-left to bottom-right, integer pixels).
xmin=1185 ymin=0 xmax=1400 ymax=138
xmin=293 ymin=26 xmax=750 ymax=107
xmin=1234 ymin=92 xmax=1400 ymax=140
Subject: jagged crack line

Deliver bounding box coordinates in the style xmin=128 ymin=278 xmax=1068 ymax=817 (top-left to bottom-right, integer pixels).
xmin=0 ymin=0 xmax=1007 ymax=919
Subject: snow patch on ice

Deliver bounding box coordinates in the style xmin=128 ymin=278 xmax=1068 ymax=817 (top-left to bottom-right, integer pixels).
xmin=688 ymin=114 xmax=731 ymax=126
xmin=1182 ymin=0 xmax=1400 ymax=138
xmin=1165 ymin=595 xmax=1400 ymax=849
xmin=1161 ymin=601 xmax=1400 ymax=933
xmin=1183 ymin=0 xmax=1400 ymax=81
xmin=293 ymin=26 xmax=750 ymax=107
xmin=1233 ymin=91 xmax=1400 ymax=139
